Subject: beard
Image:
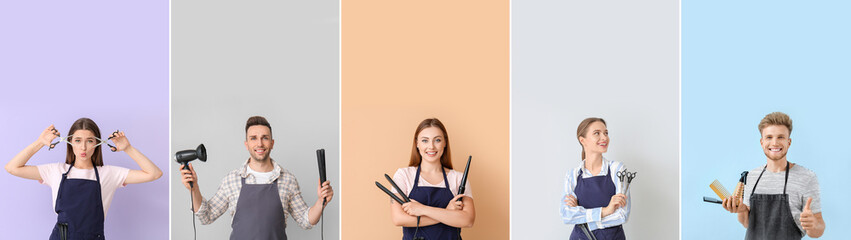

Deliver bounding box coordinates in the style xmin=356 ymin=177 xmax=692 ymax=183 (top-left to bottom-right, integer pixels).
xmin=250 ymin=151 xmax=271 ymax=162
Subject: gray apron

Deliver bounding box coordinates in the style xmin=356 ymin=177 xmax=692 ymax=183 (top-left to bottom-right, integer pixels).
xmin=745 ymin=162 xmax=802 ymax=240
xmin=230 ymin=177 xmax=286 ymax=240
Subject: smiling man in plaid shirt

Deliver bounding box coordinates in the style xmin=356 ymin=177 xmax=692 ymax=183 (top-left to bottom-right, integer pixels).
xmin=180 ymin=116 xmax=333 ymax=240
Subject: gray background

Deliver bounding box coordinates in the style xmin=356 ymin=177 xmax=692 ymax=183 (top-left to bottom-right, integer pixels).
xmin=511 ymin=0 xmax=679 ymax=239
xmin=171 ymin=0 xmax=339 ymax=239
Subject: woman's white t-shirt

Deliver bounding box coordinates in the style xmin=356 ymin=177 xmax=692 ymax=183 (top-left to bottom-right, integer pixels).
xmin=37 ymin=162 xmax=130 ymax=217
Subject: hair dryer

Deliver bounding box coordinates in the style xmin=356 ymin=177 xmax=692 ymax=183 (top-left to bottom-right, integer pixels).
xmin=175 ymin=144 xmax=206 ymax=188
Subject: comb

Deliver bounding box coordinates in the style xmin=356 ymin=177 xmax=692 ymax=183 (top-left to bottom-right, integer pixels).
xmin=710 ymin=179 xmax=730 ymax=199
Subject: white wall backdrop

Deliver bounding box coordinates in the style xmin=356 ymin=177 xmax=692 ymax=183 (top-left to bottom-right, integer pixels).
xmin=511 ymin=0 xmax=679 ymax=239
xmin=171 ymin=0 xmax=339 ymax=238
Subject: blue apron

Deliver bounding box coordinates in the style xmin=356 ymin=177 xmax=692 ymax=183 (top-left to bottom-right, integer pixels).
xmin=230 ymin=177 xmax=287 ymax=240
xmin=50 ymin=165 xmax=105 ymax=240
xmin=569 ymin=167 xmax=625 ymax=240
xmin=402 ymin=166 xmax=461 ymax=240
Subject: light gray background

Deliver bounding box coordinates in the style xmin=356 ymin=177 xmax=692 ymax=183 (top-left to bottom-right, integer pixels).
xmin=172 ymin=0 xmax=339 ymax=239
xmin=511 ymin=0 xmax=679 ymax=239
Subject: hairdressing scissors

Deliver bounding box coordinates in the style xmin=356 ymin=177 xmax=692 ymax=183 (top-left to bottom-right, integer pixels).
xmin=617 ymin=170 xmax=636 ymax=181
xmin=616 ymin=169 xmax=627 ymax=182
xmin=49 ymin=130 xmax=119 ymax=152
xmin=617 ymin=169 xmax=637 ymax=194
xmin=625 ymin=172 xmax=636 ymax=182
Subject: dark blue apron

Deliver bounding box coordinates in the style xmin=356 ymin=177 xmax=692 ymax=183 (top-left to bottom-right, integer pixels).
xmin=50 ymin=165 xmax=105 ymax=240
xmin=230 ymin=177 xmax=287 ymax=240
xmin=745 ymin=162 xmax=801 ymax=240
xmin=569 ymin=167 xmax=625 ymax=240
xmin=402 ymin=166 xmax=461 ymax=240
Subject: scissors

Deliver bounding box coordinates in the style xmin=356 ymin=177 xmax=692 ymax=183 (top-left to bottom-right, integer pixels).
xmin=617 ymin=169 xmax=635 ymax=183
xmin=49 ymin=130 xmax=120 ymax=152
xmin=617 ymin=169 xmax=637 ymax=194
xmin=625 ymin=172 xmax=636 ymax=182
xmin=624 ymin=172 xmax=637 ymax=193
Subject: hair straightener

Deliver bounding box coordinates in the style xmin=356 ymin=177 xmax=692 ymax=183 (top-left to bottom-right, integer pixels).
xmin=457 ymin=156 xmax=471 ymax=202
xmin=376 ymin=174 xmax=423 ymax=240
xmin=316 ymin=149 xmax=328 ymax=240
xmin=317 ymin=149 xmax=327 ymax=205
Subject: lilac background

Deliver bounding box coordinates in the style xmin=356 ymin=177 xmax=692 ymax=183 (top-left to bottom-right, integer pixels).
xmin=0 ymin=1 xmax=169 ymax=239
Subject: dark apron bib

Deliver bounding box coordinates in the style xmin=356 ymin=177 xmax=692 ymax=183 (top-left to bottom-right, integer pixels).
xmin=402 ymin=166 xmax=461 ymax=240
xmin=50 ymin=165 xmax=105 ymax=240
xmin=569 ymin=167 xmax=625 ymax=240
xmin=230 ymin=177 xmax=287 ymax=240
xmin=745 ymin=162 xmax=802 ymax=240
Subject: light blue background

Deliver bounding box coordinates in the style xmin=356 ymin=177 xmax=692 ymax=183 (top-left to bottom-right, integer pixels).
xmin=682 ymin=1 xmax=851 ymax=239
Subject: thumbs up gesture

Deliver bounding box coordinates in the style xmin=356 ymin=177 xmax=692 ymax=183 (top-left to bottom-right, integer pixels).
xmin=800 ymin=197 xmax=817 ymax=232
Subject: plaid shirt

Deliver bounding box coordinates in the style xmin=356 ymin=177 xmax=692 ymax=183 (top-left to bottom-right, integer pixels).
xmin=194 ymin=159 xmax=314 ymax=229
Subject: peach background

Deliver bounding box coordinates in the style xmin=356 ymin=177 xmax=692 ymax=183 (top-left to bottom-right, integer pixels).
xmin=341 ymin=0 xmax=509 ymax=238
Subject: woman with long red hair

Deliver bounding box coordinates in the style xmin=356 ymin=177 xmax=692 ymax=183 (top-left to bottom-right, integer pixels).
xmin=389 ymin=118 xmax=476 ymax=240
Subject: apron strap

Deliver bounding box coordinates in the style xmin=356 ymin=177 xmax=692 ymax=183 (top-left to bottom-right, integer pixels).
xmin=441 ymin=167 xmax=450 ymax=189
xmin=782 ymin=162 xmax=789 ymax=194
xmin=413 ymin=166 xmax=422 ymax=189
xmin=750 ymin=161 xmax=790 ymax=197
xmin=606 ymin=166 xmax=612 ymax=178
xmin=94 ymin=164 xmax=100 ymax=183
xmin=57 ymin=164 xmax=74 ymax=204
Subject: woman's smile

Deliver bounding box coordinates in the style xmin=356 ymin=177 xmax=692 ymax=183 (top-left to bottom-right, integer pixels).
xmin=425 ymin=150 xmax=438 ymax=157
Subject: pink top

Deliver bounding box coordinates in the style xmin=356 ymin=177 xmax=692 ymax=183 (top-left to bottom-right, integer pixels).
xmin=37 ymin=162 xmax=130 ymax=216
xmin=391 ymin=166 xmax=473 ymax=198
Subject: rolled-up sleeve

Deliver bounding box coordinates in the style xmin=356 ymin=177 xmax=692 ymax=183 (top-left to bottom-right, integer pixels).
xmin=195 ymin=175 xmax=233 ymax=225
xmin=284 ymin=173 xmax=314 ymax=230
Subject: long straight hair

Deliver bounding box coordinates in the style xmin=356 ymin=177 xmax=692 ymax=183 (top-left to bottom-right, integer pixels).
xmin=408 ymin=118 xmax=453 ymax=169
xmin=576 ymin=117 xmax=606 ymax=160
xmin=65 ymin=118 xmax=104 ymax=166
